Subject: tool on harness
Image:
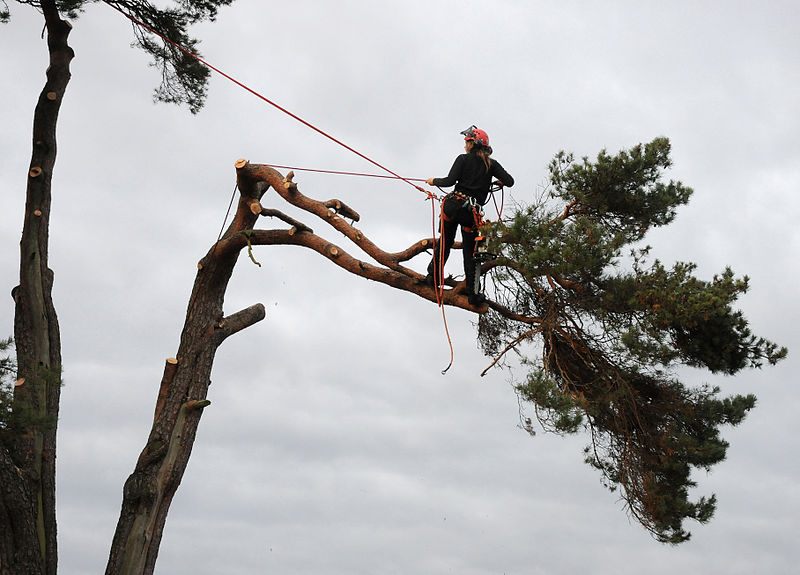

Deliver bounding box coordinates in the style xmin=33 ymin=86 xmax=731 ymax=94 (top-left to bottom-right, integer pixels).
xmin=438 ymin=183 xmax=503 ymax=304
xmin=469 ymin=206 xmax=497 ymax=303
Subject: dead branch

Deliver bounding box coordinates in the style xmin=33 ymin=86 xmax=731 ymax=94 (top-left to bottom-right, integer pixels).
xmin=229 ymin=160 xmax=548 ymax=321
xmin=481 ymin=327 xmax=543 ymax=377
xmin=236 ymin=161 xmax=424 ymax=277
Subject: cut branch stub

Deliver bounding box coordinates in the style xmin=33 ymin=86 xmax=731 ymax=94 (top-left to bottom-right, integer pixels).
xmin=249 ymin=199 xmax=263 ymax=215
xmin=184 ymin=399 xmax=211 ymax=412
xmin=324 ymin=199 xmax=360 ymax=222
xmin=154 ymin=358 xmax=180 ymax=420
xmin=234 ymin=158 xmax=249 ymax=170
xmin=216 ymin=303 xmax=267 ymax=341
xmin=29 ymin=166 xmax=42 ymax=178
xmin=283 ymin=171 xmax=297 ymax=192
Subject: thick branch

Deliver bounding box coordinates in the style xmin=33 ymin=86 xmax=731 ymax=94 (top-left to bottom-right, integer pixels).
xmin=236 ymin=162 xmax=423 ymax=277
xmin=229 ymin=160 xmax=551 ymax=322
xmin=214 ymin=304 xmax=266 ymax=342
xmin=221 ymin=228 xmax=483 ymax=312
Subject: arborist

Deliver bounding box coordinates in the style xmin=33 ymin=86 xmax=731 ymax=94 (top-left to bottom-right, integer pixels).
xmin=424 ymin=125 xmax=514 ymax=306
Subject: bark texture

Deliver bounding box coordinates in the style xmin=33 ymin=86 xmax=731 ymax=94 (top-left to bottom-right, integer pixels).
xmin=1 ymin=3 xmax=73 ymax=574
xmin=224 ymin=162 xmax=486 ymax=311
xmin=104 ymin=172 xmax=267 ymax=575
xmin=106 ymin=160 xmax=500 ymax=574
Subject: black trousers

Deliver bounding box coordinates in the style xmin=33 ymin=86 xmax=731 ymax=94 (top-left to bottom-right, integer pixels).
xmin=427 ymin=195 xmax=480 ymax=294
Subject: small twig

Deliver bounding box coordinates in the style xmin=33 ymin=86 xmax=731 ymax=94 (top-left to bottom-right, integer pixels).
xmin=242 ymin=231 xmax=262 ymax=267
xmin=481 ymin=327 xmax=542 ymax=376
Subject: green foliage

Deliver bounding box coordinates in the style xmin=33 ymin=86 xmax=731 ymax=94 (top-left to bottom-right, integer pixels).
xmin=4 ymin=1 xmax=235 ymax=113
xmin=0 ymin=337 xmax=16 ymax=438
xmin=2 ymin=1 xmax=86 ymax=23
xmin=481 ymin=137 xmax=787 ymax=543
xmin=0 ymin=338 xmax=60 ymax=446
xmin=106 ymin=0 xmax=235 ymax=113
xmin=55 ymin=0 xmax=86 ymax=19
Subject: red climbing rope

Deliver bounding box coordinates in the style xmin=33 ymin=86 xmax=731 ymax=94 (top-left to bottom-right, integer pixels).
xmin=433 ymin=199 xmax=455 ymax=374
xmin=108 ymin=4 xmax=430 ymax=198
xmin=262 ymin=164 xmax=427 ymax=183
xmin=110 ymin=4 xmax=457 ymax=372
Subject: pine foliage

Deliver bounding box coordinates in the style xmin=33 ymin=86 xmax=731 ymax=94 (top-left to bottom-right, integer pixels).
xmin=479 ymin=137 xmax=786 ymax=543
xmin=0 ymin=337 xmax=15 ymax=441
xmin=2 ymin=1 xmax=235 ymax=113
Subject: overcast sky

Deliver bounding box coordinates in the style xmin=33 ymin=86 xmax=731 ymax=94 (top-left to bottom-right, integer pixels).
xmin=1 ymin=1 xmax=798 ymax=574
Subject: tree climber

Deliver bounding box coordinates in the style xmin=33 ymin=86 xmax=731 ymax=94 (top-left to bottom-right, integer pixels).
xmin=424 ymin=125 xmax=515 ymax=305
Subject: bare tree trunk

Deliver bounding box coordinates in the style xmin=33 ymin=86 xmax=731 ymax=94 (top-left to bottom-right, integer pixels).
xmin=0 ymin=3 xmax=73 ymax=574
xmin=103 ymin=159 xmax=480 ymax=575
xmin=105 ymin=175 xmax=266 ymax=575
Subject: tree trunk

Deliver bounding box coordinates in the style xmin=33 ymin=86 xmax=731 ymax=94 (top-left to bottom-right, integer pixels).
xmin=105 ymin=173 xmax=266 ymax=575
xmin=0 ymin=3 xmax=73 ymax=575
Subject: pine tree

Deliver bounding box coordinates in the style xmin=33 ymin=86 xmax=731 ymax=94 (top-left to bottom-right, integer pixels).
xmin=1 ymin=3 xmax=234 ymax=574
xmin=477 ymin=137 xmax=786 ymax=542
xmin=230 ymin=141 xmax=785 ymax=543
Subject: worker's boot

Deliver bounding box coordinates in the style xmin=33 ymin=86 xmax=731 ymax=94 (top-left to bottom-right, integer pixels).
xmin=467 ymin=291 xmax=486 ymax=306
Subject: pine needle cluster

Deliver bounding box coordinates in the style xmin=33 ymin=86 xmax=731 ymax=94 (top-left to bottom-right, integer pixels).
xmin=479 ymin=138 xmax=786 ymax=542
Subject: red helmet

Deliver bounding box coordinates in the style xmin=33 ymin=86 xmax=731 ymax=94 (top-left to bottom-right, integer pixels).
xmin=460 ymin=125 xmax=490 ymax=147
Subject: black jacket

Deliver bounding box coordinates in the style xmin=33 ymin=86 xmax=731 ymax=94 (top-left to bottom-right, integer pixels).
xmin=432 ymin=151 xmax=514 ymax=205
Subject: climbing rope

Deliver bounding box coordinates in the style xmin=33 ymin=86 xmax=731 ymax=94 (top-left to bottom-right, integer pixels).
xmin=110 ymin=4 xmax=458 ymax=372
xmin=108 ymin=4 xmax=431 ymax=198
xmin=431 ymin=190 xmax=455 ymax=374
xmin=262 ymin=164 xmax=428 ymax=184
xmin=216 ymin=183 xmax=239 ymax=243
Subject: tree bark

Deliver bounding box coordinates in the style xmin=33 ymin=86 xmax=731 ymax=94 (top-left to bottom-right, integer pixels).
xmin=104 ymin=160 xmax=534 ymax=574
xmin=104 ymin=170 xmax=267 ymax=575
xmin=1 ymin=3 xmax=73 ymax=574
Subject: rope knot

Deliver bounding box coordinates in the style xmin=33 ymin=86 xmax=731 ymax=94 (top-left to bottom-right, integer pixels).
xmin=422 ymin=189 xmax=439 ymax=201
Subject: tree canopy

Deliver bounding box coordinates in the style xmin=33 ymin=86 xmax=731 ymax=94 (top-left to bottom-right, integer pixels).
xmin=1 ymin=0 xmax=233 ymax=112
xmin=477 ymin=137 xmax=787 ymax=542
xmin=1 ymin=1 xmax=788 ymax=569
xmin=1 ymin=2 xmax=234 ymax=573
xmin=232 ymin=137 xmax=786 ymax=544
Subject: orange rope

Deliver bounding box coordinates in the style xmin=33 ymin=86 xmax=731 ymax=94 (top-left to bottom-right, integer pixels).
xmin=432 ymin=198 xmax=454 ymax=374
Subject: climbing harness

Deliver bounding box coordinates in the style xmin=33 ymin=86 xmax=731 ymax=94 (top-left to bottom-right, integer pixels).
xmin=439 ymin=186 xmax=503 ymax=300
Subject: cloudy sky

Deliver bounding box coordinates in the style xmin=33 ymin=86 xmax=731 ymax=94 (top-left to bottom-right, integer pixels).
xmin=1 ymin=1 xmax=798 ymax=573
